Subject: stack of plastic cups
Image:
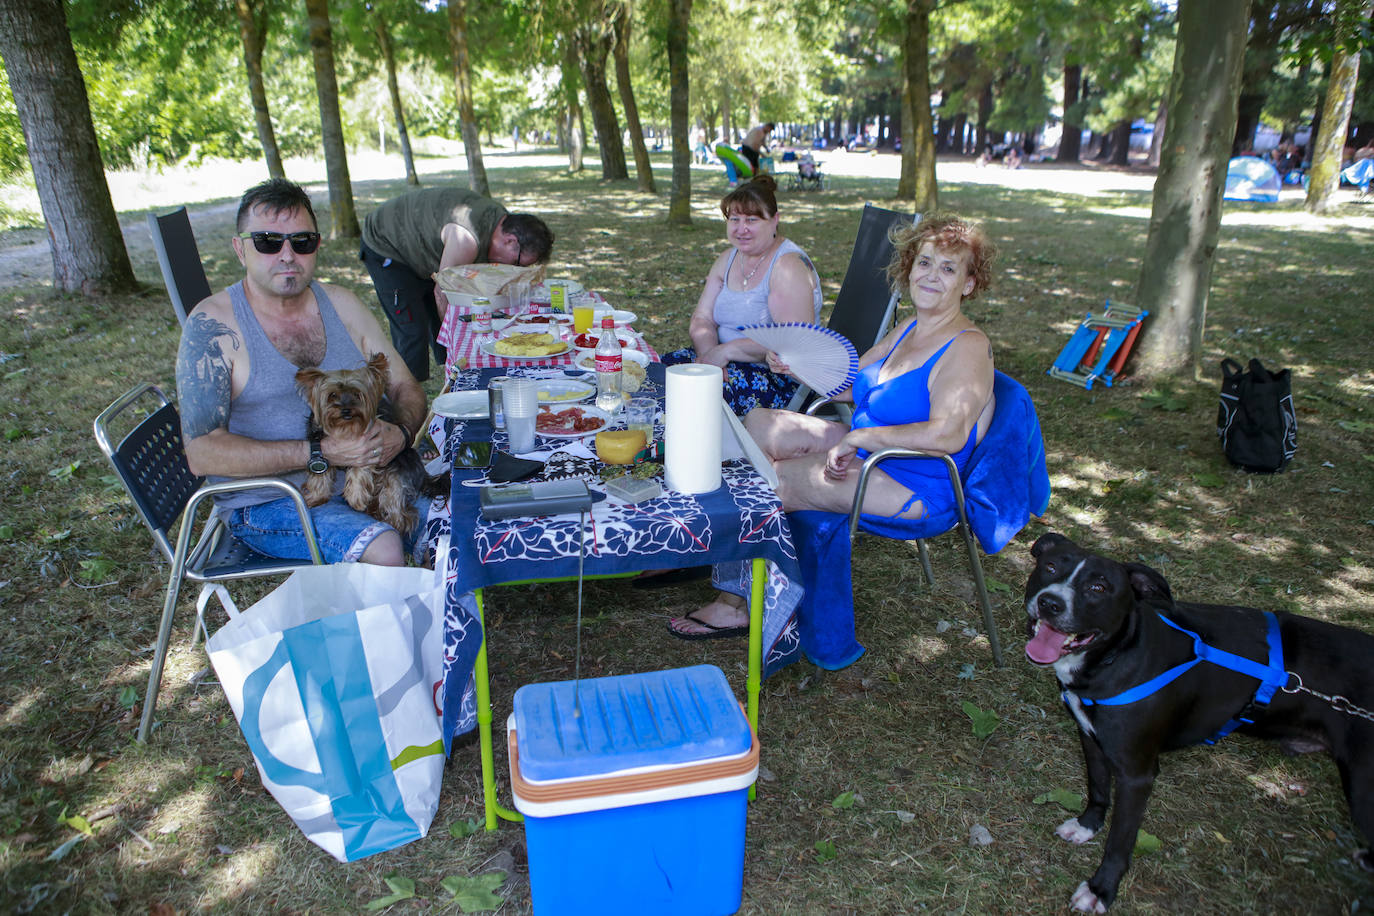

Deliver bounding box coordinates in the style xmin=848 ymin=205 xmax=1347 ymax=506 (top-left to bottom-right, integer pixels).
xmin=503 ymin=378 xmax=539 ymax=454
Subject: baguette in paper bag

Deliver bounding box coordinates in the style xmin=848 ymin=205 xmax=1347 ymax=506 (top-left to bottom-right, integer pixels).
xmin=433 ymin=263 xmax=545 ymax=296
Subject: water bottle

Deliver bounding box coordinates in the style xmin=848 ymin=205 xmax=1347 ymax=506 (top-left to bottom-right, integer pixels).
xmin=594 ymin=316 xmax=623 ymax=413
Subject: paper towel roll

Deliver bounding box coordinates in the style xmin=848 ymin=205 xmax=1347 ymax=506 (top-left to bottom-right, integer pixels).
xmin=664 ymin=364 xmax=723 ymax=494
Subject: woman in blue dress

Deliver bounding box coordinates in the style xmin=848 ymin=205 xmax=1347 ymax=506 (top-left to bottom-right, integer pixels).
xmin=668 ymin=214 xmax=997 ymax=639
xmin=661 ymin=174 xmax=824 ymax=416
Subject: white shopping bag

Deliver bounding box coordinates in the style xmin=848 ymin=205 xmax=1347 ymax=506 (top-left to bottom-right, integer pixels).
xmin=206 ymin=564 xmax=445 ymax=862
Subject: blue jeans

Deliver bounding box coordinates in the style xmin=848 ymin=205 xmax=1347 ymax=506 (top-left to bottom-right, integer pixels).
xmin=224 ymin=494 xmax=431 ymax=564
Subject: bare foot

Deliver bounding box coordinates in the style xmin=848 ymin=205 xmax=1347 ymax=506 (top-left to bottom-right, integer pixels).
xmin=667 ymin=592 xmax=748 ymax=639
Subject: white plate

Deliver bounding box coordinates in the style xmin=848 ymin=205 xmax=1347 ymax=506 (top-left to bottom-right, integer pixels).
xmin=573 ymin=348 xmax=650 ymax=370
xmin=593 ymin=308 xmax=637 ymax=327
xmin=432 ymin=390 xmax=489 ymax=419
xmin=479 ymin=338 xmax=571 ymax=360
xmin=536 ymin=379 xmax=595 ymax=404
xmin=535 ymin=404 xmax=611 ymax=439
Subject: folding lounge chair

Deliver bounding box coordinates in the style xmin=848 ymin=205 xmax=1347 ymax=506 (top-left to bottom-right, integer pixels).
xmin=94 ymin=383 xmax=324 ymax=741
xmin=800 ymin=372 xmax=1051 ymax=668
xmin=1047 ymin=301 xmax=1148 ymax=390
xmin=148 ymin=206 xmax=212 ymax=325
xmin=785 ymin=204 xmax=919 ymax=414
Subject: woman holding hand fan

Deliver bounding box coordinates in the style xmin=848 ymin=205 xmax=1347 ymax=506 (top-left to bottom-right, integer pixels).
xmin=661 ymin=174 xmax=824 ymax=416
xmin=668 ymin=214 xmax=998 ymax=640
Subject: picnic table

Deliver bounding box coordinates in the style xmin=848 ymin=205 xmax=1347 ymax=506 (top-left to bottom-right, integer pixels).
xmin=419 ymin=362 xmax=807 ymax=829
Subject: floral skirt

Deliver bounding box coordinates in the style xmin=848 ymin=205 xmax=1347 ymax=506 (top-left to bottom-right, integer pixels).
xmin=661 ymin=348 xmax=800 ymax=416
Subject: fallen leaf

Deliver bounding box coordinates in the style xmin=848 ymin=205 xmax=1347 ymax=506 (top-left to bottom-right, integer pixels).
xmin=440 ymin=872 xmax=505 ymax=913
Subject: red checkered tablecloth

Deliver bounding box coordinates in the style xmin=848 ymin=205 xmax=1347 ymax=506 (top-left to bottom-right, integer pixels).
xmin=436 ymin=296 xmax=659 ymax=371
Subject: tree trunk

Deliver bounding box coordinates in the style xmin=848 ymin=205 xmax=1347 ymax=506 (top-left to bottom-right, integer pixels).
xmin=666 ymin=0 xmax=692 ymax=225
xmin=234 ymin=0 xmax=284 ymax=179
xmin=303 ymin=0 xmax=359 ymax=238
xmin=1108 ymin=119 xmax=1131 ymax=166
xmin=1058 ymin=62 xmax=1082 ymax=163
xmin=577 ymin=22 xmax=628 ymax=180
xmin=612 ymin=3 xmax=655 ymax=193
xmin=1305 ymin=0 xmax=1372 ymax=214
xmin=562 ymin=41 xmax=586 ymax=174
xmin=372 ymin=10 xmax=419 ymax=186
xmin=1148 ymin=95 xmax=1167 ymax=167
xmin=896 ymin=0 xmax=937 ymax=213
xmin=0 ymin=0 xmax=136 ymax=294
xmin=975 ymin=83 xmax=992 ymax=154
xmin=446 ymin=0 xmax=489 ymax=195
xmin=898 ymin=72 xmax=915 ymax=193
xmin=1132 ymin=0 xmax=1249 ymax=379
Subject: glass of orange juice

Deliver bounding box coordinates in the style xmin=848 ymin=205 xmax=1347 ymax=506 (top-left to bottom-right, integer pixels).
xmin=573 ymin=302 xmax=595 ymax=334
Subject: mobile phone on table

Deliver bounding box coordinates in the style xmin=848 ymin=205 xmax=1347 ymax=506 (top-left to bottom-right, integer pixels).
xmin=453 ymin=440 xmax=493 ymax=468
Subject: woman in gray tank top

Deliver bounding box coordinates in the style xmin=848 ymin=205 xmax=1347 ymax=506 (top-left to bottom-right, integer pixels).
xmin=661 ymin=175 xmax=823 ymax=416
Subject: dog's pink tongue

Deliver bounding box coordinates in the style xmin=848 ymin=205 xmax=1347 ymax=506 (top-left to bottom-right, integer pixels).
xmin=1026 ymin=621 xmax=1070 ymax=664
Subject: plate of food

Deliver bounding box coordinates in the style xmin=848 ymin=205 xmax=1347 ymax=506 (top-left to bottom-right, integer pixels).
xmin=537 ymin=379 xmax=595 ymax=404
xmin=535 ymin=404 xmax=610 ymax=438
xmin=432 ymin=390 xmax=489 ymax=419
xmin=481 ymin=332 xmax=570 ymax=360
xmin=571 ymin=329 xmax=637 ymax=359
xmin=573 ymin=349 xmax=649 ymax=393
xmin=509 ymin=312 xmax=574 ymax=329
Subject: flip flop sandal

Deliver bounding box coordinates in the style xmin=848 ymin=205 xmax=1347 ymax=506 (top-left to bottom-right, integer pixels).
xmin=666 ymin=611 xmax=748 ymax=641
xmin=632 ymin=566 xmax=711 ymax=590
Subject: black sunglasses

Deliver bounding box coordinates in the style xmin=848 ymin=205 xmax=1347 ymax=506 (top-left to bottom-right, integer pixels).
xmin=237 ymin=230 xmax=322 ymax=255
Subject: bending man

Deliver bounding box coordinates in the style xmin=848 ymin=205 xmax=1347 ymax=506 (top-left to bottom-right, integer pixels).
xmin=359 ymin=187 xmax=555 ymax=380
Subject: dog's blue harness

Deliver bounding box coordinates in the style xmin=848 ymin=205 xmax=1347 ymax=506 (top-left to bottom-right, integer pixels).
xmin=1071 ymin=611 xmax=1287 ymax=745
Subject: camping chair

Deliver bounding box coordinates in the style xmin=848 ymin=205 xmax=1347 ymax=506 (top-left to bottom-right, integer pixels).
xmin=802 ymin=371 xmax=1051 ymax=667
xmin=147 ymin=206 xmax=212 ymax=325
xmin=786 ymin=153 xmax=827 ymax=191
xmin=785 ymin=204 xmax=919 ymax=414
xmin=94 ymin=383 xmax=323 ymax=741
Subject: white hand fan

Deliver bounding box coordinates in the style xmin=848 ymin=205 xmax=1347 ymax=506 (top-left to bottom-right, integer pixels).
xmin=737 ymin=322 xmax=858 ymax=398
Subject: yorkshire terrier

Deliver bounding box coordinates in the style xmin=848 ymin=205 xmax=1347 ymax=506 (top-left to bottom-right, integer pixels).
xmin=296 ymin=353 xmax=445 ymax=536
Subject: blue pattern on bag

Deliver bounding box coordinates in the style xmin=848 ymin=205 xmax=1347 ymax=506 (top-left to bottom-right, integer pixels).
xmin=238 ymin=614 xmax=422 ymax=861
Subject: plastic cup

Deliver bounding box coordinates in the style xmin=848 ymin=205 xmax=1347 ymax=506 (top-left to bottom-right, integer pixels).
xmin=502 ymin=378 xmax=539 ymax=453
xmin=573 ymin=302 xmax=595 ymax=334
xmin=625 ymin=397 xmax=656 ymax=440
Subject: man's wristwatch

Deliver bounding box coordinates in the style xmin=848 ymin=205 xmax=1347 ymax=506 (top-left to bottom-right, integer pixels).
xmin=307 ymin=434 xmax=330 ymax=475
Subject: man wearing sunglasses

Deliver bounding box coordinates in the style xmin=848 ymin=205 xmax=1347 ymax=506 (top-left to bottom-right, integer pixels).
xmin=175 ymin=178 xmax=429 ymax=567
xmin=360 ymin=187 xmax=555 ymax=380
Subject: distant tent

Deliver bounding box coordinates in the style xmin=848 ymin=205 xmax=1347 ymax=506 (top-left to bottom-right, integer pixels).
xmin=1224 ymin=156 xmax=1281 ymax=202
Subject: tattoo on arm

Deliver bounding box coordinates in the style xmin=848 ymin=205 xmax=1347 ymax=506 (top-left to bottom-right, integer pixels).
xmin=176 ymin=313 xmax=240 ymax=440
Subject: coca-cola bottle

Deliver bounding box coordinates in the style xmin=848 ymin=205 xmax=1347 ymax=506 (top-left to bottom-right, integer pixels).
xmin=594 ymin=316 xmax=623 ymax=413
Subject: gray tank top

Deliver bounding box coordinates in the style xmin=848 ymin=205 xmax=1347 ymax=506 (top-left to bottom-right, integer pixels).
xmin=211 ymin=280 xmax=366 ymax=509
xmin=713 ymin=238 xmax=823 ymax=343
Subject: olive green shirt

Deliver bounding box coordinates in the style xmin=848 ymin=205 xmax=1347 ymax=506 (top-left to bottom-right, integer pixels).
xmin=361 ymin=187 xmax=507 ymax=275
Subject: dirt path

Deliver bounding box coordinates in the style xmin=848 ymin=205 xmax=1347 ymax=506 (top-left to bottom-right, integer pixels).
xmin=0 ymin=148 xmax=1363 ymax=290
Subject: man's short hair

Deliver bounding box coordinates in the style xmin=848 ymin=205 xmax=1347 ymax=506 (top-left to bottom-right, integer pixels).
xmin=236 ymin=178 xmax=318 ymax=231
xmin=503 ymin=213 xmax=554 ymax=264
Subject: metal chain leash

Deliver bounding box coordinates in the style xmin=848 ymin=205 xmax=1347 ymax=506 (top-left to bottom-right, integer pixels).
xmin=1282 ymin=672 xmax=1374 ymax=724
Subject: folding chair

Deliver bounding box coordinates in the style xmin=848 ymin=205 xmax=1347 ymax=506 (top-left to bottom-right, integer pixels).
xmin=785 ymin=204 xmax=920 ymax=414
xmin=147 ymin=206 xmax=212 ymax=325
xmin=806 ymin=371 xmax=1051 ymax=667
xmin=94 ymin=383 xmax=323 ymax=741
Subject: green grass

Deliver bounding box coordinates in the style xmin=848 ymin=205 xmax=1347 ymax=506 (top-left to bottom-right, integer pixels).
xmin=1 ymin=155 xmax=1372 ymax=913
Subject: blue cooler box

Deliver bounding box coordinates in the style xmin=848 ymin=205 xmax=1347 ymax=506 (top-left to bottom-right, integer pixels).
xmin=509 ymin=665 xmax=758 ymax=916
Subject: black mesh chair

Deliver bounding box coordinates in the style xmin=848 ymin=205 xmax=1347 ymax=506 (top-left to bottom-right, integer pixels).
xmin=147 ymin=207 xmax=212 ymax=325
xmin=787 ymin=204 xmax=920 ymax=415
xmin=94 ymin=383 xmax=323 ymax=741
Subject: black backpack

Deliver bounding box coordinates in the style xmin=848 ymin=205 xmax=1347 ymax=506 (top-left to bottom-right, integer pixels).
xmin=1217 ymin=358 xmax=1297 ymax=473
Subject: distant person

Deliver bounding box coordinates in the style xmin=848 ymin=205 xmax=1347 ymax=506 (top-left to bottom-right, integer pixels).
xmin=739 ymin=122 xmax=774 ymax=174
xmin=661 ymin=175 xmax=822 ymax=416
xmin=1006 ymin=147 xmax=1023 ymax=169
xmin=176 ymin=178 xmax=428 ymax=566
xmin=359 ymin=187 xmax=555 ymax=381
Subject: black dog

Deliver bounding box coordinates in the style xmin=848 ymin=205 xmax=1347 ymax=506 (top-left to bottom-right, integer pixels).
xmin=1024 ymin=532 xmax=1374 ymax=913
